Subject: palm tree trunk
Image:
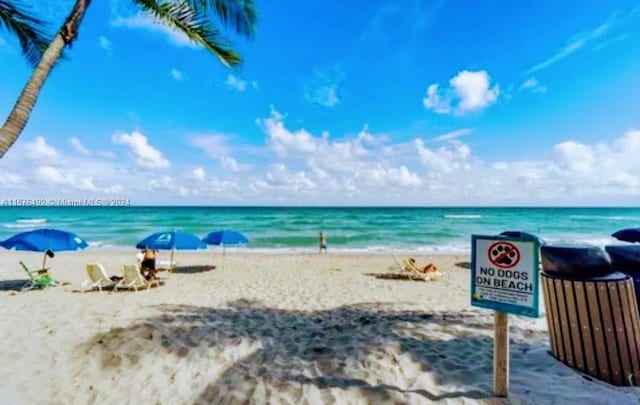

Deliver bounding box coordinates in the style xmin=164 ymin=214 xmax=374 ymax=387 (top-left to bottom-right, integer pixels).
xmin=0 ymin=0 xmax=92 ymax=158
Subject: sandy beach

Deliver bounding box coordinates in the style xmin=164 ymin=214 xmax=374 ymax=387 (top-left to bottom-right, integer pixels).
xmin=0 ymin=250 xmax=638 ymax=404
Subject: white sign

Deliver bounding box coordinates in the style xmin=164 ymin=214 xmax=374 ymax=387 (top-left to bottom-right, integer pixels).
xmin=471 ymin=235 xmax=540 ymax=317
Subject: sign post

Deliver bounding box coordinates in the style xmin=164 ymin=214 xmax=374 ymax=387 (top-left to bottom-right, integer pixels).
xmin=471 ymin=235 xmax=540 ymax=398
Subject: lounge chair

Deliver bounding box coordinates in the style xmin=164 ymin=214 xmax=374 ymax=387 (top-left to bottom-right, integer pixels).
xmin=81 ymin=263 xmax=117 ymax=292
xmin=116 ymin=264 xmax=164 ymax=291
xmin=19 ymin=261 xmax=58 ymax=291
xmin=402 ymin=258 xmax=449 ymax=282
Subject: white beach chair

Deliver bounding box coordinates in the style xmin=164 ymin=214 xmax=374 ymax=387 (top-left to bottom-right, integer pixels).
xmin=117 ymin=264 xmax=164 ymax=291
xmin=81 ymin=263 xmax=117 ymax=292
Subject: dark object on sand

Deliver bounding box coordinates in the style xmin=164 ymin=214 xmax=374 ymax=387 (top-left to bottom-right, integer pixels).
xmin=540 ymin=244 xmax=613 ymax=278
xmin=611 ymin=227 xmax=640 ymax=243
xmin=499 ymin=231 xmax=546 ymax=245
xmin=605 ymin=244 xmax=640 ymax=309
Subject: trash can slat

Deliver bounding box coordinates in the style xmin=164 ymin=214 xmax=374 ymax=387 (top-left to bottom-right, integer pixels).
xmin=584 ymin=281 xmax=609 ymax=381
xmin=609 ymin=282 xmax=633 ymax=384
xmin=543 ymin=276 xmax=560 ymax=357
xmin=555 ymin=278 xmax=574 ymax=366
xmin=574 ymin=281 xmax=597 ymax=375
xmin=620 ymin=282 xmax=640 ymax=384
xmin=597 ymin=282 xmax=622 ymax=385
xmin=563 ymin=280 xmax=585 ymax=371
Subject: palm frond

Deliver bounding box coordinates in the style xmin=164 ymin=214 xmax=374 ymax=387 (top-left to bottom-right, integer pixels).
xmin=188 ymin=0 xmax=257 ymax=38
xmin=134 ymin=0 xmax=242 ymax=68
xmin=0 ymin=0 xmax=52 ymax=66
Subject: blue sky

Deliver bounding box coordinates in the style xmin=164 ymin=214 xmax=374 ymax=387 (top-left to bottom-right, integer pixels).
xmin=0 ymin=0 xmax=639 ymax=206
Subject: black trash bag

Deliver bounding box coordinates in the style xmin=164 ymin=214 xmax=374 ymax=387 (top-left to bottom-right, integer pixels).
xmin=499 ymin=231 xmax=547 ymax=245
xmin=541 ymin=244 xmax=613 ymax=277
xmin=605 ymin=245 xmax=640 ymax=271
xmin=605 ymin=245 xmax=640 ymax=309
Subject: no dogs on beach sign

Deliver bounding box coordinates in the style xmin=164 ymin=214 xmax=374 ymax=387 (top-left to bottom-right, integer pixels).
xmin=470 ymin=235 xmax=540 ymax=318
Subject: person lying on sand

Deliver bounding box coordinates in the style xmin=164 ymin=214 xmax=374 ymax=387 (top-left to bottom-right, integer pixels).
xmin=408 ymin=258 xmax=438 ymax=273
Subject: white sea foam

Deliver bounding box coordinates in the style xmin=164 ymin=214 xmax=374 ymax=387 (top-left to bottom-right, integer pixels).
xmin=3 ymin=223 xmax=40 ymax=229
xmin=443 ymin=214 xmax=482 ymax=219
xmin=16 ymin=218 xmax=47 ymax=224
xmin=543 ymin=235 xmax=624 ymax=247
xmin=569 ymin=214 xmax=640 ymax=221
xmin=3 ymin=218 xmax=48 ymax=229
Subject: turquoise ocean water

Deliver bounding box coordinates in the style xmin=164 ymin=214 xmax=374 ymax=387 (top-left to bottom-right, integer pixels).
xmin=0 ymin=207 xmax=638 ymax=253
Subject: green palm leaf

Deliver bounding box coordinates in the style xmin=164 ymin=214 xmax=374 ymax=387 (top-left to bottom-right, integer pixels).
xmin=188 ymin=0 xmax=257 ymax=38
xmin=134 ymin=0 xmax=254 ymax=68
xmin=0 ymin=0 xmax=51 ymax=66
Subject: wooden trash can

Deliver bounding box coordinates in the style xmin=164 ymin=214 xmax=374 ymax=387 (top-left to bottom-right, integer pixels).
xmin=541 ymin=272 xmax=640 ymax=386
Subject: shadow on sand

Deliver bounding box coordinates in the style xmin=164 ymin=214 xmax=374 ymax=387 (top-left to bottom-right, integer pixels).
xmin=169 ymin=265 xmax=216 ymax=274
xmin=0 ymin=279 xmax=27 ymax=291
xmin=364 ymin=272 xmax=420 ymax=282
xmin=84 ymin=300 xmax=544 ymax=403
xmin=455 ymin=261 xmax=471 ymax=269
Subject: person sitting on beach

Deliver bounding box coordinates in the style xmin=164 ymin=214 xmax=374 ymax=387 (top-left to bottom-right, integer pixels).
xmin=140 ymin=248 xmax=158 ymax=280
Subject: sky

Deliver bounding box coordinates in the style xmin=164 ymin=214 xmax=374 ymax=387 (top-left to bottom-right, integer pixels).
xmin=0 ymin=0 xmax=639 ymax=206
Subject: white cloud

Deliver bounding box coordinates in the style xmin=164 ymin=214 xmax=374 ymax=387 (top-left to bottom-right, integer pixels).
xmin=111 ymin=14 xmax=197 ymax=48
xmin=552 ymin=141 xmax=595 ymax=174
xmin=433 ymin=128 xmax=474 ymax=142
xmin=192 ymin=168 xmax=206 ymax=181
xmin=112 ymin=130 xmax=170 ymax=169
xmin=36 ymin=166 xmax=98 ymax=191
xmin=450 ymin=71 xmax=500 ymax=112
xmin=526 ymin=22 xmax=611 ymax=74
xmin=519 ymin=78 xmax=548 ymax=94
xmin=422 ymin=84 xmax=451 ymax=114
xmin=98 ymin=35 xmax=112 ymax=54
xmin=304 ymin=65 xmax=345 ymax=108
xmin=25 ymin=136 xmax=59 ymax=159
xmin=423 ymin=70 xmax=499 ymax=115
xmin=223 ymin=75 xmax=257 ymax=92
xmin=189 ymin=134 xmax=231 ymax=158
xmin=170 ymin=68 xmax=184 ymax=82
xmin=220 ymin=156 xmax=240 ymax=172
xmin=0 ymin=172 xmax=23 ymax=186
xmin=526 ymin=8 xmax=638 ymax=74
xmin=2 ymin=122 xmax=640 ymax=205
xmin=69 ymin=137 xmax=91 ymax=155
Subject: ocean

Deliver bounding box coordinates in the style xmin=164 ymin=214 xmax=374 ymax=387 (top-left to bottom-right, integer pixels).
xmin=0 ymin=207 xmax=637 ymax=253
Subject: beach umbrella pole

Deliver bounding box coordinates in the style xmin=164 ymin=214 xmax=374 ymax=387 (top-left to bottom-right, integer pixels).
xmin=170 ymin=248 xmax=175 ymax=272
xmin=42 ymin=253 xmax=47 ymax=269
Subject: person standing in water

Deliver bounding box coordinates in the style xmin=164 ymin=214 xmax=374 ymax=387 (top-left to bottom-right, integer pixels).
xmin=319 ymin=232 xmax=327 ymax=253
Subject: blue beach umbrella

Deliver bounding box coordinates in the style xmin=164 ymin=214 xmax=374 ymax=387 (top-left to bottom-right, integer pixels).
xmin=136 ymin=230 xmax=207 ymax=268
xmin=0 ymin=228 xmax=89 ymax=268
xmin=202 ymin=229 xmax=249 ymax=246
xmin=611 ymin=228 xmax=640 ymax=244
xmin=202 ymin=229 xmax=248 ymax=270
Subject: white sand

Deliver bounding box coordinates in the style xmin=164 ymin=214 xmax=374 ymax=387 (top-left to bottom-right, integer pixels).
xmin=0 ymin=250 xmax=638 ymax=404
